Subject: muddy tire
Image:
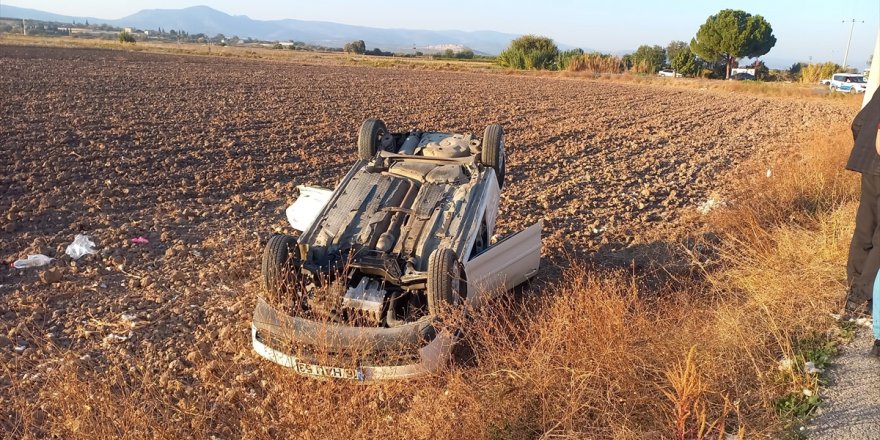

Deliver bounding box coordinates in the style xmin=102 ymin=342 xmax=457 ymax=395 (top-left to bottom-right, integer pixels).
xmin=482 ymin=124 xmax=505 ymax=188
xmin=261 ymin=234 xmax=299 ymax=302
xmin=358 ymin=118 xmax=387 ymax=160
xmin=426 ymin=248 xmax=464 ymax=316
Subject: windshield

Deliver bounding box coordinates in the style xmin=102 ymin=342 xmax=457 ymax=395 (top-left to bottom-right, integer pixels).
xmin=839 ymin=76 xmax=866 ymax=83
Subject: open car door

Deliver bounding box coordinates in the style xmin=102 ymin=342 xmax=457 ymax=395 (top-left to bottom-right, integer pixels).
xmin=464 ymin=221 xmax=542 ymax=308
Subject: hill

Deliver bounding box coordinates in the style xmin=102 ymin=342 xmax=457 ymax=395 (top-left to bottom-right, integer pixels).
xmin=0 ymin=4 xmax=524 ymax=54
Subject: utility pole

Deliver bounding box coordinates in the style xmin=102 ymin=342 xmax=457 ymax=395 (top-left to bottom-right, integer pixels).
xmin=843 ymin=19 xmax=864 ymax=71
xmin=22 ymin=18 xmax=26 ymax=35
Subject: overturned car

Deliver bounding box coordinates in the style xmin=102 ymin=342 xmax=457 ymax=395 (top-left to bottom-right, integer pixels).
xmin=252 ymin=118 xmax=541 ymax=381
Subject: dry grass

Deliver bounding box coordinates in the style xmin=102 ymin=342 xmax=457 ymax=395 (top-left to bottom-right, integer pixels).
xmin=565 ymin=53 xmax=625 ymax=75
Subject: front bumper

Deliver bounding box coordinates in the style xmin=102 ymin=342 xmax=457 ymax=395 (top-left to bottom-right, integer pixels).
xmin=251 ymin=297 xmax=454 ymax=381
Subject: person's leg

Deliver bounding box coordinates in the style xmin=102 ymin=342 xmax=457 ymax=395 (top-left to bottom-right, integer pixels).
xmin=847 ymin=173 xmax=879 ymax=309
xmin=873 ymin=275 xmax=880 ymax=356
xmin=874 ymin=282 xmax=879 ymax=341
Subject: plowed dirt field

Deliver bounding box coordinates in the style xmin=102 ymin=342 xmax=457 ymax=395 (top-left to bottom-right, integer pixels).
xmin=0 ymin=45 xmax=855 ymax=437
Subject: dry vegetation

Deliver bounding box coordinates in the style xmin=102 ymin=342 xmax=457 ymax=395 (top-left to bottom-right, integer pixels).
xmin=0 ymin=45 xmax=861 ymax=438
xmin=3 ymin=127 xmax=856 ymax=439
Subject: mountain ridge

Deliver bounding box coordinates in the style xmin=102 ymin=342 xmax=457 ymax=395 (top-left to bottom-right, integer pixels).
xmin=0 ymin=4 xmax=531 ymax=54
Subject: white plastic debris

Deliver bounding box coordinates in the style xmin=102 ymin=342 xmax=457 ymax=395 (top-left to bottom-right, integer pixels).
xmin=777 ymin=357 xmax=793 ymax=371
xmin=65 ymin=234 xmax=97 ymax=260
xmin=120 ymin=313 xmax=138 ymax=323
xmin=12 ymin=254 xmax=54 ymax=269
xmin=697 ymin=196 xmax=725 ymax=215
xmin=804 ymin=361 xmax=824 ymax=374
xmin=286 ymin=185 xmax=333 ymax=231
xmin=802 ymin=388 xmax=813 ymax=397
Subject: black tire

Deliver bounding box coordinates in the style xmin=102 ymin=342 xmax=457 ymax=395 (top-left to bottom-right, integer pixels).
xmin=261 ymin=234 xmax=299 ymax=301
xmin=358 ymin=118 xmax=387 ymax=161
xmin=481 ymin=124 xmax=505 ymax=188
xmin=426 ymin=248 xmax=464 ymax=316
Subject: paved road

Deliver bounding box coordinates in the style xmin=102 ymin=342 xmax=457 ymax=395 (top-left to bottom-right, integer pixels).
xmin=809 ymin=327 xmax=880 ymax=439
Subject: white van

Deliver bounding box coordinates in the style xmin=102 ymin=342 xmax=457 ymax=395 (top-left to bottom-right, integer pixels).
xmin=829 ymin=73 xmax=867 ymax=93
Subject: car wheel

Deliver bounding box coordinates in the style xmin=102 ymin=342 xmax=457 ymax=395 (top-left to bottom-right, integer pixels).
xmin=261 ymin=234 xmax=300 ymax=303
xmin=426 ymin=248 xmax=465 ymax=316
xmin=358 ymin=118 xmax=387 ymax=161
xmin=481 ymin=124 xmax=505 ymax=188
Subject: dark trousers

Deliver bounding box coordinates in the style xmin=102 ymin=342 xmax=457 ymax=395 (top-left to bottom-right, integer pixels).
xmin=847 ymin=173 xmax=880 ymax=304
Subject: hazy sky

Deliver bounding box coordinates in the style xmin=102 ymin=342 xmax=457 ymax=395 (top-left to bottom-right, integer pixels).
xmin=5 ymin=0 xmax=880 ymax=67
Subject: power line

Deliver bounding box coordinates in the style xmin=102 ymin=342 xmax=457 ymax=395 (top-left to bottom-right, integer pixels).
xmin=842 ymin=18 xmax=864 ymax=70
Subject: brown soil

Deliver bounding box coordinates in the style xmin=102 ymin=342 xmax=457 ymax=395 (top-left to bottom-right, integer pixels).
xmin=0 ymin=45 xmax=855 ymax=437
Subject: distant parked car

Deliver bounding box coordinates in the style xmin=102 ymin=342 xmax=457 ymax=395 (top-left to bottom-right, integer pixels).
xmin=729 ymin=72 xmax=756 ymax=81
xmin=657 ymin=69 xmax=682 ymax=78
xmin=819 ymin=79 xmax=832 ymax=86
xmin=829 ymin=73 xmax=867 ymax=93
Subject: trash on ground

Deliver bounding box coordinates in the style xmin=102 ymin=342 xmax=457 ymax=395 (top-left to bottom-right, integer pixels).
xmin=286 ymin=185 xmax=333 ymax=231
xmin=12 ymin=254 xmax=54 ymax=269
xmin=131 ymin=236 xmax=149 ymax=244
xmin=65 ymin=234 xmax=97 ymax=259
xmin=855 ymin=317 xmax=872 ymax=328
xmin=697 ymin=196 xmax=725 ymax=215
xmin=120 ymin=313 xmax=138 ymax=323
xmin=804 ymin=361 xmax=824 ymax=374
xmin=777 ymin=357 xmax=793 ymax=371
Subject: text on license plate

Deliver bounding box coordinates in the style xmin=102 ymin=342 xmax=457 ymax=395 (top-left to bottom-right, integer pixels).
xmin=295 ymin=361 xmax=362 ymax=380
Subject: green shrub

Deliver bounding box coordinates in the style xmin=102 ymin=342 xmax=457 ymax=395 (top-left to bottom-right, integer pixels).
xmin=118 ymin=31 xmax=135 ymax=43
xmin=498 ymin=35 xmax=559 ymax=70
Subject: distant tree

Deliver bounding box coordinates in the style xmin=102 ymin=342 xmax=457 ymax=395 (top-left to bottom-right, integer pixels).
xmin=751 ymin=60 xmax=769 ymax=80
xmin=444 ymin=48 xmax=455 ymax=58
xmin=787 ymin=62 xmax=808 ymax=81
xmin=497 ymin=34 xmax=558 ymax=70
xmin=456 ymin=49 xmax=474 ymax=59
xmin=630 ymin=45 xmax=666 ymax=73
xmin=344 ymin=40 xmax=366 ymax=54
xmin=690 ymin=9 xmax=776 ymax=79
xmin=668 ymin=42 xmax=699 ymax=76
xmin=621 ymin=54 xmax=633 ymax=70
xmin=666 ymin=41 xmax=688 ymax=65
xmin=118 ymin=31 xmax=135 ymax=43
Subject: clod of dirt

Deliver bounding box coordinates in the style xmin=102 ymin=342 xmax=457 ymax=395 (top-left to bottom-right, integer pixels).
xmin=39 ymin=268 xmax=62 ymax=284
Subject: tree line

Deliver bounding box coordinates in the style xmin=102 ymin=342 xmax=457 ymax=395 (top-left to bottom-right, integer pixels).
xmin=498 ymin=9 xmax=778 ymax=80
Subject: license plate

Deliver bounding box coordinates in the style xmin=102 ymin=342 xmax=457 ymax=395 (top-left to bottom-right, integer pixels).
xmin=294 ymin=361 xmax=362 ymax=380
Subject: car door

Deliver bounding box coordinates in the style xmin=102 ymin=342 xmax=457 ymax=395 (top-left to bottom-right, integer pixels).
xmin=463 ymin=221 xmax=542 ymax=308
